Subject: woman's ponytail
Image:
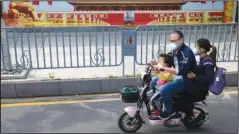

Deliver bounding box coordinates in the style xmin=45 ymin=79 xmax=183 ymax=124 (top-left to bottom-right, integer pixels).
xmin=197 ymin=38 xmax=217 ymax=64
xmin=209 ymin=45 xmax=217 ymax=63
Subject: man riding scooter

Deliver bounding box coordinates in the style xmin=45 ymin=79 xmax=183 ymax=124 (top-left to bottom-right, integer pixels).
xmin=149 ymin=30 xmax=198 ymax=120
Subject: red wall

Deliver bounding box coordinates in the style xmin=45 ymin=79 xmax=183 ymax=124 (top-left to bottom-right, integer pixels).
xmin=102 ymin=13 xmax=154 ymax=25
xmin=102 ymin=13 xmax=124 ymax=25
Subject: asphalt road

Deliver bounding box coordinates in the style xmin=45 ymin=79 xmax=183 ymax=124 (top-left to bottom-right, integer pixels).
xmin=1 ymin=87 xmax=238 ymax=133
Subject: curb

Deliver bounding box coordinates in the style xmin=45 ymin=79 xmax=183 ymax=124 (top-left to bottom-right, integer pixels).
xmin=1 ymin=72 xmax=238 ymax=98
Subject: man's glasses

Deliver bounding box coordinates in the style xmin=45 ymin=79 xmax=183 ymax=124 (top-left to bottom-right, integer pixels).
xmin=169 ymin=38 xmax=181 ymax=43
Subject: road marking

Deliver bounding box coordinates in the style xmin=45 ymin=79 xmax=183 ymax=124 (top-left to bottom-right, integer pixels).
xmin=80 ymin=103 xmax=119 ymax=118
xmin=1 ymin=98 xmax=121 ymax=108
xmin=222 ymin=93 xmax=231 ymax=100
xmin=1 ymin=91 xmax=237 ymax=108
xmin=209 ymin=90 xmax=237 ymax=95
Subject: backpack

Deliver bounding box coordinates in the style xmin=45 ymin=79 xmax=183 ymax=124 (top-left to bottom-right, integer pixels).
xmin=203 ymin=57 xmax=227 ymax=95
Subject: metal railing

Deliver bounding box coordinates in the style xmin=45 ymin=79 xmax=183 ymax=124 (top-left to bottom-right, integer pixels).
xmin=1 ymin=24 xmax=238 ymax=74
xmin=135 ymin=23 xmax=238 ymax=65
xmin=1 ymin=26 xmax=122 ymax=71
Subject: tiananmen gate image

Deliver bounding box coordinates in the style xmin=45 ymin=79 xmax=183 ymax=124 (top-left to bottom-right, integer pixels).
xmin=2 ymin=0 xmax=236 ymax=27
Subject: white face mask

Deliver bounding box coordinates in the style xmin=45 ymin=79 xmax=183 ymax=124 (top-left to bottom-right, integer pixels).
xmin=192 ymin=48 xmax=199 ymax=55
xmin=168 ymin=42 xmax=180 ymax=53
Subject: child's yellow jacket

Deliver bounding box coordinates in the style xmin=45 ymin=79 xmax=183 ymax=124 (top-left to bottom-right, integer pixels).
xmin=157 ymin=72 xmax=173 ymax=82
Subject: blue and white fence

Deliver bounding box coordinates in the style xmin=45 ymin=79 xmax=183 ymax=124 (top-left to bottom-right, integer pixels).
xmin=135 ymin=23 xmax=238 ymax=65
xmin=1 ymin=26 xmax=122 ymax=70
xmin=1 ymin=23 xmax=238 ymax=76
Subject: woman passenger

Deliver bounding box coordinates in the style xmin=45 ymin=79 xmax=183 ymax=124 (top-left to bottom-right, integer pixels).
xmin=187 ymin=38 xmax=217 ymax=118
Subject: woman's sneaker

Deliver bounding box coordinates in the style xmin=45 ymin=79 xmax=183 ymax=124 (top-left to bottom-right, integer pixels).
xmin=188 ymin=109 xmax=201 ymax=122
xmin=192 ymin=109 xmax=201 ymax=118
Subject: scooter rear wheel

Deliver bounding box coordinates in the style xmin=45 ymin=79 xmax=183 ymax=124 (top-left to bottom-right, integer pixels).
xmin=182 ymin=107 xmax=206 ymax=129
xmin=118 ymin=112 xmax=143 ymax=133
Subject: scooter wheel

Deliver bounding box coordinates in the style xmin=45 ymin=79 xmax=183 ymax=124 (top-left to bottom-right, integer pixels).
xmin=182 ymin=107 xmax=206 ymax=129
xmin=118 ymin=112 xmax=143 ymax=133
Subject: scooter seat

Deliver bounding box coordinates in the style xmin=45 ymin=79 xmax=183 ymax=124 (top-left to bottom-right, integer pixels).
xmin=173 ymin=92 xmax=185 ymax=98
xmin=173 ymin=94 xmax=180 ymax=98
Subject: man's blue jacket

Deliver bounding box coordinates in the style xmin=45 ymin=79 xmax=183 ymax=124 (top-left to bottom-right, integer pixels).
xmin=172 ymin=44 xmax=198 ymax=95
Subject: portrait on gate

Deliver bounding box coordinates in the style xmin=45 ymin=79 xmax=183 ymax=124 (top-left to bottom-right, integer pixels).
xmin=126 ymin=36 xmax=133 ymax=45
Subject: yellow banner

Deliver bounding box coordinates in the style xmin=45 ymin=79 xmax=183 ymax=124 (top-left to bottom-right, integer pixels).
xmin=223 ymin=0 xmax=234 ymax=23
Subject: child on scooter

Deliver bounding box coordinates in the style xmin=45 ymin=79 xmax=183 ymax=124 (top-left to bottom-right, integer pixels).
xmin=149 ymin=53 xmax=174 ymax=91
xmin=151 ymin=54 xmax=174 ymax=115
xmin=154 ymin=54 xmax=174 ymax=87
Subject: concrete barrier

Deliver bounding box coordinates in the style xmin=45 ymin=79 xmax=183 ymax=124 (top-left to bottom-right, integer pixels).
xmin=59 ymin=79 xmax=101 ymax=95
xmin=1 ymin=83 xmax=16 ymax=98
xmin=15 ymin=80 xmax=60 ymax=97
xmin=1 ymin=72 xmax=238 ymax=98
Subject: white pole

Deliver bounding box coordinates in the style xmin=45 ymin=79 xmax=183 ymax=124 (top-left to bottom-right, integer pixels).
xmin=200 ymin=3 xmax=202 ymax=11
xmin=232 ymin=1 xmax=237 ymax=22
xmin=211 ymin=1 xmax=213 ymax=10
xmin=236 ymin=2 xmax=239 ymax=97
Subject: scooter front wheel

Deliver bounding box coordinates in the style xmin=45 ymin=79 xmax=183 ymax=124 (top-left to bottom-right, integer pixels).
xmin=118 ymin=112 xmax=143 ymax=133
